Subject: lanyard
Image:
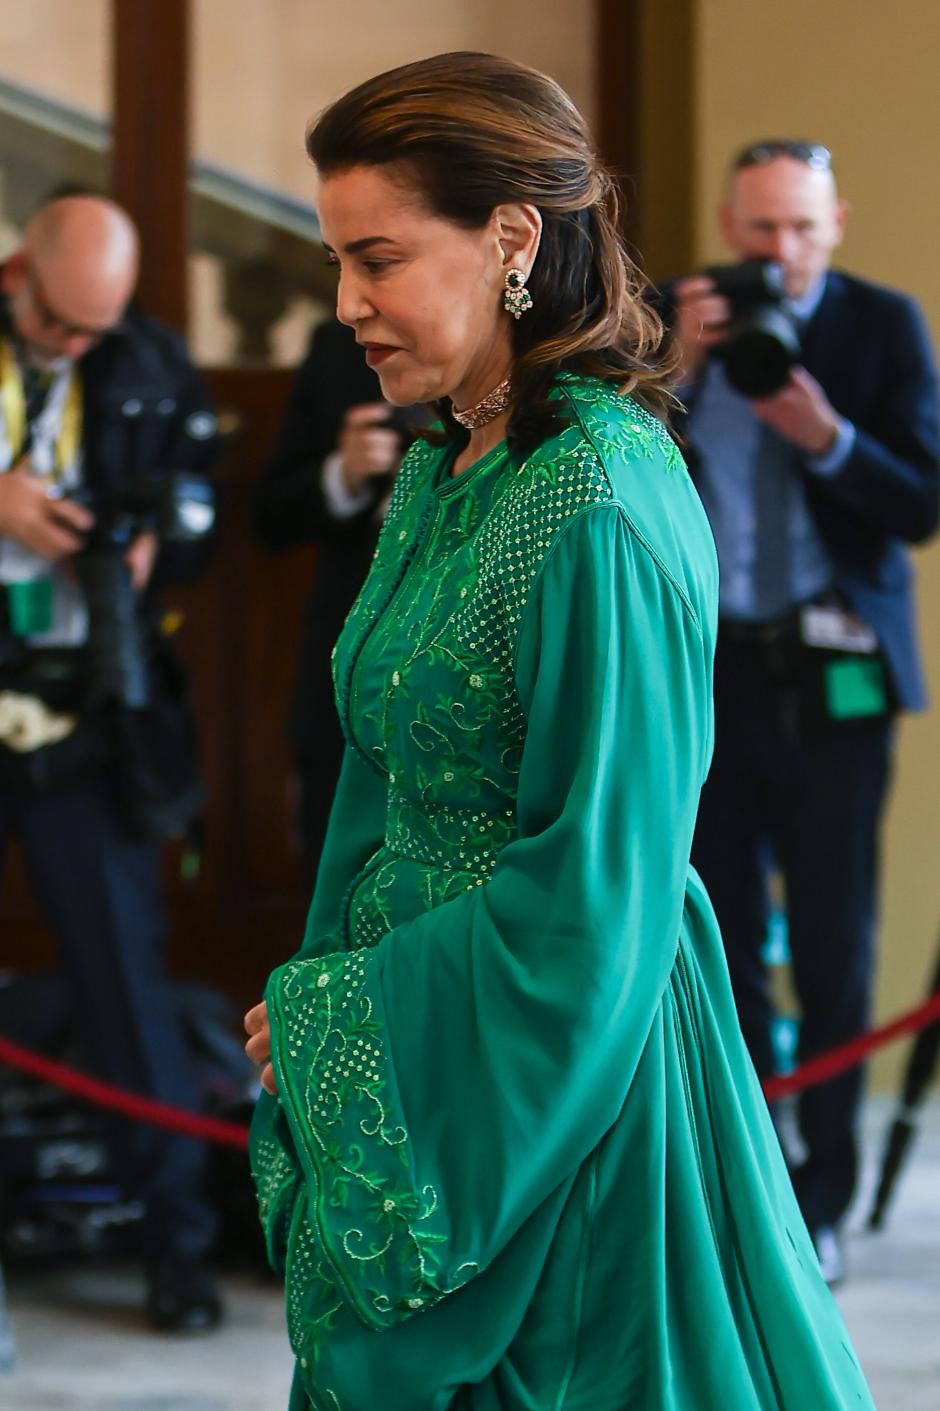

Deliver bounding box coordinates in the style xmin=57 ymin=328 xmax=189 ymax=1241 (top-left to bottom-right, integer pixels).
xmin=0 ymin=336 xmax=82 ymax=480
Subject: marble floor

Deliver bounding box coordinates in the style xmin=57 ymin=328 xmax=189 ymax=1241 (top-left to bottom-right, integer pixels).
xmin=835 ymin=1096 xmax=940 ymax=1411
xmin=1 ymin=1097 xmax=938 ymax=1411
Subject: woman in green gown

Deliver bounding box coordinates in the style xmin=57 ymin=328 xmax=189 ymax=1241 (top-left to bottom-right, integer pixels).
xmin=245 ymin=52 xmax=877 ymax=1411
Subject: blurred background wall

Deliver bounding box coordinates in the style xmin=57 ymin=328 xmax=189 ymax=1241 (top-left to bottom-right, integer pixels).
xmin=686 ymin=0 xmax=940 ymax=1092
xmin=192 ymin=0 xmax=597 ymax=197
xmin=0 ymin=1 xmax=596 ymax=364
xmin=0 ymin=0 xmax=936 ymax=1086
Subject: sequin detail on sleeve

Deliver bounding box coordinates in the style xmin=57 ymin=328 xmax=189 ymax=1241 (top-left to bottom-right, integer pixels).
xmin=273 ymin=954 xmax=479 ymax=1331
xmin=251 ymin=1132 xmax=299 ymax=1272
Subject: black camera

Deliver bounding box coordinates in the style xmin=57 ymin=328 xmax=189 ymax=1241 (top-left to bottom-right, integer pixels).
xmin=66 ymin=473 xmax=215 ymax=709
xmin=703 ymin=259 xmax=801 ymax=397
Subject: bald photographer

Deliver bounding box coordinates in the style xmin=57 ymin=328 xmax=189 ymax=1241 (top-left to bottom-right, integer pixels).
xmin=0 ymin=196 xmax=221 ymax=1330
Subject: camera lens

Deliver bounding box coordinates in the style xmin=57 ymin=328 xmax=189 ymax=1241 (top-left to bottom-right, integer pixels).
xmin=720 ymin=307 xmax=801 ymax=397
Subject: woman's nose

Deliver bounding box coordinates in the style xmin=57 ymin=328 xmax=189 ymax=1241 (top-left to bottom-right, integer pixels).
xmin=335 ymin=270 xmax=372 ymax=328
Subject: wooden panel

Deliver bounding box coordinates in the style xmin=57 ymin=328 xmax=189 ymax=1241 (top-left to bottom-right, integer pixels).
xmin=112 ymin=0 xmax=189 ymax=330
xmin=163 ymin=365 xmax=313 ymax=1003
xmin=596 ymin=0 xmax=642 ymax=244
xmin=595 ymin=0 xmax=698 ymax=280
xmin=635 ymin=0 xmax=698 ymax=280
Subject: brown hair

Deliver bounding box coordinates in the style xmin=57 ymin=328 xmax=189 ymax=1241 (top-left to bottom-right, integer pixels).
xmin=308 ymin=52 xmax=677 ymax=455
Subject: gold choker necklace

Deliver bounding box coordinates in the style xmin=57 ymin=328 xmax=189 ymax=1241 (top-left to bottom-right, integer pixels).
xmin=451 ymin=378 xmax=512 ymax=430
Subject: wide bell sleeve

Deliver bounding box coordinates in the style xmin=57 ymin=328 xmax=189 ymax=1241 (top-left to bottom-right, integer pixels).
xmin=249 ymin=743 xmax=389 ymax=1268
xmin=264 ymin=499 xmax=714 ymax=1330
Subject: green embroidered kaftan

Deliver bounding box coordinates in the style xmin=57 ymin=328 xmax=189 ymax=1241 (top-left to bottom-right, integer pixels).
xmin=251 ymin=376 xmax=876 ymax=1411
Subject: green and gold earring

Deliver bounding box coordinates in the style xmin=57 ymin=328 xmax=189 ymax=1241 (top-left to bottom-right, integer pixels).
xmin=503 ymin=267 xmax=533 ymax=320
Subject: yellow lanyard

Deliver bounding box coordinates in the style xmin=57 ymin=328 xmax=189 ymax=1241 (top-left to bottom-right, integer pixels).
xmin=0 ymin=336 xmax=82 ymax=480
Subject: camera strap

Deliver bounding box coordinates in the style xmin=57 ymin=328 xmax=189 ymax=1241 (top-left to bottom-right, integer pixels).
xmin=0 ymin=337 xmax=82 ymax=480
xmin=0 ymin=339 xmax=87 ymax=644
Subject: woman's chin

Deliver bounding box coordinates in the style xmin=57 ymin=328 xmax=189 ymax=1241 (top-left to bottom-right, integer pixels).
xmin=377 ymin=356 xmax=506 ymax=414
xmin=376 ymin=367 xmax=438 ymax=408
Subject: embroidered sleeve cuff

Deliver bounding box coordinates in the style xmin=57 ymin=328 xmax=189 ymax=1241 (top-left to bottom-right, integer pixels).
xmin=807 ymin=418 xmax=856 ymax=477
xmin=322 ymin=451 xmax=374 ymax=517
xmin=265 ymin=953 xmax=476 ymax=1331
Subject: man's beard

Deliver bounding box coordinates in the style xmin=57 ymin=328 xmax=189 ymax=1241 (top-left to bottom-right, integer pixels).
xmin=21 ymin=341 xmax=72 ymax=376
xmin=9 ymin=288 xmax=73 ymax=374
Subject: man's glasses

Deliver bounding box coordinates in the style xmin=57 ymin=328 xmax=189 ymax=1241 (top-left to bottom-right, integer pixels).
xmin=733 ymin=140 xmax=833 ymax=173
xmin=27 ymin=265 xmax=125 ymax=342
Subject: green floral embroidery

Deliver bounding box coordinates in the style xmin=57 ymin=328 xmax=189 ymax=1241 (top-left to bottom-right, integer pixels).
xmin=286 ymin=1213 xmax=343 ymax=1365
xmin=332 ymin=439 xmax=439 ymax=702
xmin=251 ymin=1133 xmax=298 ymax=1271
xmin=557 ymin=372 xmax=686 ymax=473
xmin=256 ymin=377 xmax=688 ymax=1351
xmin=273 ymin=953 xmax=479 ymax=1331
xmin=340 ymin=433 xmax=614 ymax=949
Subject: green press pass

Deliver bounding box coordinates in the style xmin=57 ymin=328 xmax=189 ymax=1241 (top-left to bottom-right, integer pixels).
xmin=6 ymin=577 xmax=54 ymax=635
xmin=824 ymin=656 xmax=890 ymax=719
xmin=800 ymin=601 xmax=890 ymax=719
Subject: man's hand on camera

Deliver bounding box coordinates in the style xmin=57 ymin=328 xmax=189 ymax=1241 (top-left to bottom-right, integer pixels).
xmin=125 ymin=529 xmax=159 ymax=591
xmin=672 ymin=276 xmax=733 ymax=383
xmin=750 ymin=367 xmax=841 ymax=456
xmin=0 ymin=461 xmax=94 ymax=559
xmin=338 ymin=402 xmax=401 ymax=496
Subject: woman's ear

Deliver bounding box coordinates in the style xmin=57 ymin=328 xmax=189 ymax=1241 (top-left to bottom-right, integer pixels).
xmin=493 ymin=203 xmax=542 ymax=277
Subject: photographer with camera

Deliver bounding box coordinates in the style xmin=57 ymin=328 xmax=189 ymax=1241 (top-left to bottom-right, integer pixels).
xmin=0 ymin=196 xmax=222 ymax=1329
xmin=253 ymin=316 xmax=413 ymax=884
xmin=669 ymin=140 xmax=940 ymax=1283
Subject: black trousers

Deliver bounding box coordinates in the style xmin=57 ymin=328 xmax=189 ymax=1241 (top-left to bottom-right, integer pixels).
xmin=0 ymin=769 xmax=215 ymax=1259
xmin=692 ymin=632 xmax=894 ymax=1229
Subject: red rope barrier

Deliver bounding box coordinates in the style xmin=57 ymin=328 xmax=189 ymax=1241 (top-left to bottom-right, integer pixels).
xmin=1 ymin=988 xmax=938 ymax=1148
xmin=763 ymin=989 xmax=940 ymax=1102
xmin=0 ymin=1034 xmax=249 ymax=1151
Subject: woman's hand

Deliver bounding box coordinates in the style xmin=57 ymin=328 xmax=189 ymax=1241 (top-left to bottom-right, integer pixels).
xmin=244 ymin=1000 xmax=278 ymax=1096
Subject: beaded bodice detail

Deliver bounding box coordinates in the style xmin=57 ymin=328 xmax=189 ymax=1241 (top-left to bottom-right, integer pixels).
xmin=330 ymin=380 xmax=681 ymax=951
xmin=255 ymin=378 xmax=688 ymax=1389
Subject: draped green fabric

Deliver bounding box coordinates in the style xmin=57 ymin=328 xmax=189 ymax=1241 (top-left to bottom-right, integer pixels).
xmin=251 ymin=377 xmax=875 ymax=1411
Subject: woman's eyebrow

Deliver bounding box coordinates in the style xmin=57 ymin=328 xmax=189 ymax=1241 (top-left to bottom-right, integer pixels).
xmin=321 ymin=235 xmax=397 ymax=255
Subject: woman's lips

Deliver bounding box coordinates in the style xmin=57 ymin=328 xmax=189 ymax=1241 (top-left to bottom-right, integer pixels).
xmin=361 ymin=344 xmax=399 ymax=367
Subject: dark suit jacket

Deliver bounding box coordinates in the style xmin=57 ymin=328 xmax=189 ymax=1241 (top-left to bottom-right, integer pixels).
xmin=0 ymin=290 xmax=220 ymax=670
xmin=251 ymin=318 xmax=401 ymax=765
xmin=674 ymin=270 xmax=940 ymax=710
xmin=0 ymin=290 xmax=220 ymax=595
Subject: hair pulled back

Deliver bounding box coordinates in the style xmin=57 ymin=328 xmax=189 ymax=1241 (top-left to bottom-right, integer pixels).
xmin=308 ymin=52 xmax=676 ymax=454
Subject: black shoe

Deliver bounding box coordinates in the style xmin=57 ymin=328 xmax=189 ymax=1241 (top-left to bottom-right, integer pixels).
xmin=146 ymin=1253 xmax=224 ymax=1332
xmin=811 ymin=1225 xmax=846 ymax=1288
